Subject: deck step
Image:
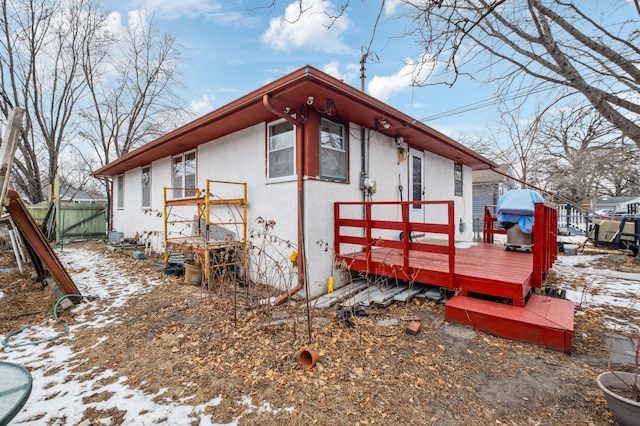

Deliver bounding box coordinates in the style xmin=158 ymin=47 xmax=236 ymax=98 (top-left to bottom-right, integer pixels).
xmin=313 ymin=279 xmax=368 ymax=308
xmin=444 ymin=293 xmax=574 ymax=354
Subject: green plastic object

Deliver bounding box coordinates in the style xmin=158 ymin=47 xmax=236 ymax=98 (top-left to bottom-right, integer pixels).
xmin=131 ymin=251 xmax=146 ymax=260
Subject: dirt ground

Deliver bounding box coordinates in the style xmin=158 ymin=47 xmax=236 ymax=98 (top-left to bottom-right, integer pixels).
xmin=1 ymin=241 xmax=639 ymax=425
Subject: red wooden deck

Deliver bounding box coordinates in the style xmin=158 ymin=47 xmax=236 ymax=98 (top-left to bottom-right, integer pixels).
xmin=339 ymin=243 xmax=535 ymax=306
xmin=334 ymin=200 xmax=574 ymax=353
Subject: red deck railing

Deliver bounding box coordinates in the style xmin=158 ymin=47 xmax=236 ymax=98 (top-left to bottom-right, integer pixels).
xmin=335 ymin=200 xmax=557 ymax=295
xmin=334 ymin=200 xmax=455 ymax=287
xmin=482 ymin=205 xmax=506 ymax=244
xmin=483 ymin=202 xmax=558 ymax=288
xmin=532 ymin=202 xmax=558 ymax=288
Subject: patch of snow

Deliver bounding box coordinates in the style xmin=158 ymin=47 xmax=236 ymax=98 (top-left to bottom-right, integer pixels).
xmin=553 ymin=255 xmax=640 ymax=333
xmin=0 ymin=247 xmax=242 ymax=425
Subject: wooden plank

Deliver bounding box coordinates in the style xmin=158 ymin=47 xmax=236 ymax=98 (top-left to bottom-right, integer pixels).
xmin=0 ymin=107 xmax=24 ymax=205
xmin=394 ymin=284 xmax=427 ymax=302
xmin=350 ymin=286 xmax=385 ymax=307
xmin=209 ymin=198 xmax=245 ymax=205
xmin=165 ymin=196 xmax=205 ymax=207
xmin=313 ymin=280 xmax=368 ymax=308
xmin=6 ymin=190 xmax=81 ymax=299
xmin=371 ymin=284 xmax=408 ymax=307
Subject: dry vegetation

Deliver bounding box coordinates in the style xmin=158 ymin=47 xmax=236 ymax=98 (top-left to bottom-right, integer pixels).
xmin=1 ymin=241 xmax=638 ymax=425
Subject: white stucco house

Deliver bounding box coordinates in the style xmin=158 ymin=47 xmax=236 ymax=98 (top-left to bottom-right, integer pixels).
xmin=91 ymin=65 xmax=496 ymax=301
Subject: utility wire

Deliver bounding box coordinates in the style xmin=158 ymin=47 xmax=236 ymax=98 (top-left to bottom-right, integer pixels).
xmin=419 ymin=82 xmax=556 ymax=122
xmin=418 ymin=69 xmax=607 ymax=123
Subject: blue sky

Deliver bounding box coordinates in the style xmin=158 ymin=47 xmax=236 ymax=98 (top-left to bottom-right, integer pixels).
xmin=103 ymin=0 xmax=502 ymax=140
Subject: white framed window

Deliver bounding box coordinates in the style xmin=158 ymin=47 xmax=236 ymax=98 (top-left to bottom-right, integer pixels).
xmin=454 ymin=163 xmax=463 ymax=196
xmin=172 ymin=151 xmax=196 ymax=198
xmin=268 ymin=120 xmax=295 ymax=180
xmin=320 ymin=117 xmax=347 ymax=181
xmin=141 ymin=165 xmax=151 ymax=208
xmin=117 ymin=174 xmax=124 ymax=209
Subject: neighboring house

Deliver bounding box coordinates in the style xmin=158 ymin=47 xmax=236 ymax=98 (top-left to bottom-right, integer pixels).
xmin=595 ymin=196 xmax=636 ymax=214
xmin=472 ymin=164 xmax=518 ymax=226
xmin=60 ymin=187 xmax=107 ymax=204
xmin=91 ymin=65 xmax=496 ymax=299
xmin=42 ymin=187 xmax=108 ymax=204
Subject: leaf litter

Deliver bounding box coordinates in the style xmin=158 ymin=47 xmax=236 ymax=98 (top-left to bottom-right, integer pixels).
xmin=0 ymin=241 xmax=638 ymax=425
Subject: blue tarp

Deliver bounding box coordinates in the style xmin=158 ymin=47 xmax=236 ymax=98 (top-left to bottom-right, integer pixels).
xmin=497 ymin=189 xmax=544 ymax=234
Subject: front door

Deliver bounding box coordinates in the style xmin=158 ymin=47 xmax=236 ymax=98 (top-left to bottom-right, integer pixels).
xmin=408 ymin=148 xmax=425 ymax=223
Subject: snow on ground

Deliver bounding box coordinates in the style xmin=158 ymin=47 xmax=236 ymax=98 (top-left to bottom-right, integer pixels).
xmin=554 ymin=253 xmax=640 ymax=333
xmin=1 ymin=248 xmax=238 ymax=426
xmin=1 ymin=245 xmax=639 ymax=424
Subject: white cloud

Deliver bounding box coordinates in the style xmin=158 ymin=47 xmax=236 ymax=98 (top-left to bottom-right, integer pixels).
xmin=127 ymin=10 xmax=148 ymax=33
xmin=130 ymin=0 xmax=253 ymax=25
xmin=368 ymin=58 xmax=437 ymax=101
xmin=261 ymin=0 xmax=354 ymax=54
xmin=384 ymin=0 xmax=404 ymax=15
xmin=322 ymin=61 xmax=359 ymax=84
xmin=131 ymin=0 xmax=219 ymax=18
xmin=367 ymin=62 xmax=415 ymax=101
xmin=103 ymin=11 xmax=124 ymax=36
xmin=189 ymin=93 xmax=215 ymax=115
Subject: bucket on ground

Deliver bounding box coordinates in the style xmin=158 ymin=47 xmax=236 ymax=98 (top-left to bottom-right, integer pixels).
xmin=184 ymin=262 xmax=202 ymax=285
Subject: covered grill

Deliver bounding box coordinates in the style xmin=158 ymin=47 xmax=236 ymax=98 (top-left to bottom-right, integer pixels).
xmin=497 ymin=189 xmax=544 ymax=252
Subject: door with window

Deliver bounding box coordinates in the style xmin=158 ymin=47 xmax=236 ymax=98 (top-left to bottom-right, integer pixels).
xmin=408 ymin=148 xmax=425 ymax=223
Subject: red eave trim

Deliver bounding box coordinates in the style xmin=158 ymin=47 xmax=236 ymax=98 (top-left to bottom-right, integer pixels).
xmin=92 ymin=65 xmax=496 ymax=177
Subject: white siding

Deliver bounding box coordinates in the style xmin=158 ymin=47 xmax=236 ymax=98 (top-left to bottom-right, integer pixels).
xmin=112 ymin=121 xmax=476 ymax=299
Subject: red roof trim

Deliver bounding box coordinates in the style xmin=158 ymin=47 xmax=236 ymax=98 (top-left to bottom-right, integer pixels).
xmin=92 ymin=65 xmax=496 ymax=177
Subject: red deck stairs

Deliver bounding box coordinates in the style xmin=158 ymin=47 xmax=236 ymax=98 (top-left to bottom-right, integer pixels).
xmin=445 ymin=203 xmax=573 ymax=354
xmin=444 ymin=294 xmax=574 ymax=354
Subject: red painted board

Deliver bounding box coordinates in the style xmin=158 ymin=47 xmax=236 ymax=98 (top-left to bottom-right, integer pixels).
xmin=445 ymin=294 xmax=573 ymax=354
xmin=6 ymin=190 xmax=81 ymax=300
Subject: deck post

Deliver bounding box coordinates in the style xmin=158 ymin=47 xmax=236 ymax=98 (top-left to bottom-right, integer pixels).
xmin=532 ymin=203 xmax=543 ymax=288
xmin=402 ymin=202 xmax=410 ymax=275
xmin=447 ymin=201 xmax=456 ymax=288
xmin=334 ymin=203 xmax=341 ymax=257
xmin=365 ymin=203 xmax=372 ymax=269
xmin=532 ymin=202 xmax=557 ymax=288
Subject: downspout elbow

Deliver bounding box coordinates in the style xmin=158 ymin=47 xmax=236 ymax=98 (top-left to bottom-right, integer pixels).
xmin=262 ymin=94 xmax=301 ymax=125
xmin=274 ymin=282 xmax=304 ymax=305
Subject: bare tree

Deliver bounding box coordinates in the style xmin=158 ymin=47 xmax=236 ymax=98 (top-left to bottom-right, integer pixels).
xmin=537 ymin=106 xmax=638 ymax=202
xmin=468 ymin=101 xmax=547 ymax=190
xmin=1 ymin=1 xmax=186 ymax=203
xmin=596 ymin=136 xmax=640 ymax=197
xmin=399 ymin=0 xmax=640 ymax=148
xmin=79 ymin=13 xmax=187 ymax=167
xmin=0 ymin=0 xmax=107 ymax=203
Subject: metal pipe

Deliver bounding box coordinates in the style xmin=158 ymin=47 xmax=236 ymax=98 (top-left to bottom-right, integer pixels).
xmin=262 ymin=94 xmax=307 ymax=305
